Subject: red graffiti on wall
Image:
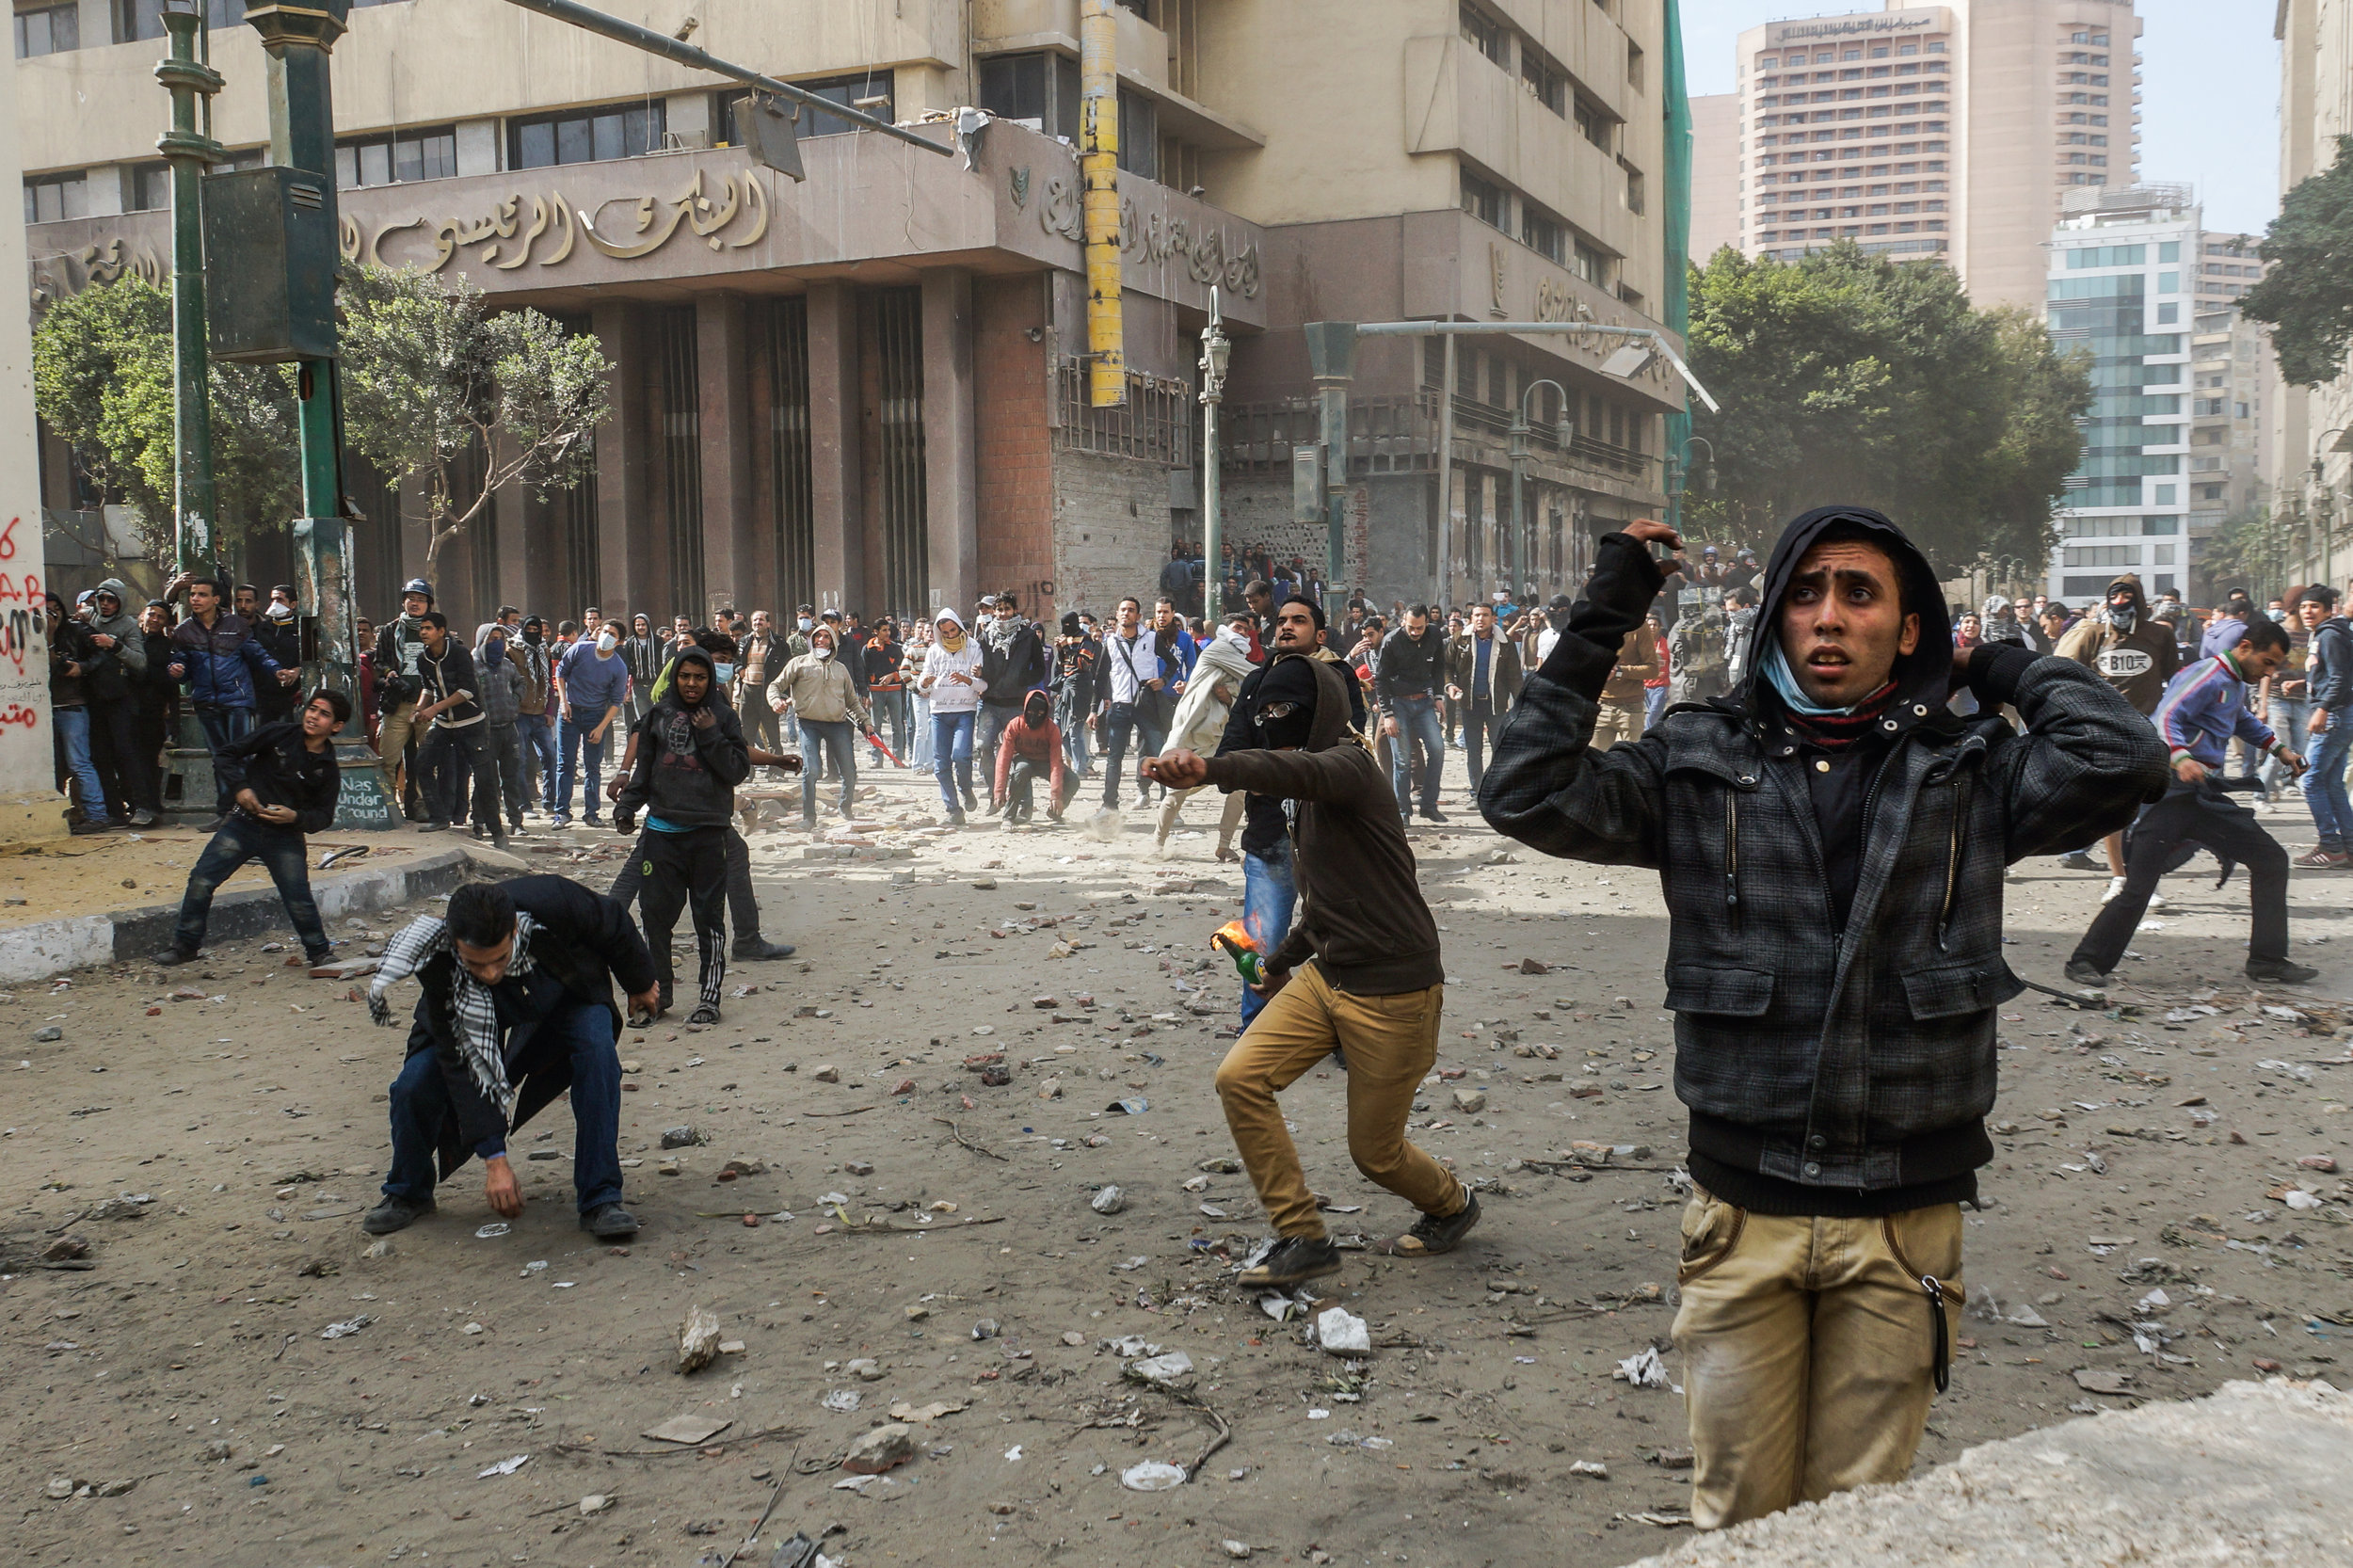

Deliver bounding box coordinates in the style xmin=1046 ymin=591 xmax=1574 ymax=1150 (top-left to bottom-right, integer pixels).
xmin=0 ymin=570 xmax=41 ymax=605
xmin=0 ymin=703 xmax=40 ymax=729
xmin=0 ymin=516 xmax=17 ymax=560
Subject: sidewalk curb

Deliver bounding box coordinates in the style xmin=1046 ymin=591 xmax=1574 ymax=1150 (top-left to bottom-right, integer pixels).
xmin=0 ymin=847 xmax=497 ymax=985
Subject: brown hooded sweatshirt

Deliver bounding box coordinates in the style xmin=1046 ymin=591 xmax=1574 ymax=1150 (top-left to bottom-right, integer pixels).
xmin=1200 ymin=655 xmax=1443 ymax=996
xmin=2054 ymin=572 xmax=2181 ymax=714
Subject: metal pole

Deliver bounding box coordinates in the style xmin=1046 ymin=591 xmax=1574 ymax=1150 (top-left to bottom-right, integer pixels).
xmin=1508 ymin=414 xmax=1528 ymax=608
xmin=1354 ymin=319 xmax=1721 ymax=413
xmin=156 ymin=8 xmax=222 ymax=579
xmin=1198 ymin=286 xmax=1227 ymax=623
xmin=1435 ymin=333 xmax=1455 ymax=611
xmin=1320 ymin=381 xmax=1347 ymax=613
xmin=497 ymin=0 xmax=954 ymax=157
xmin=247 ymin=0 xmax=397 ymax=827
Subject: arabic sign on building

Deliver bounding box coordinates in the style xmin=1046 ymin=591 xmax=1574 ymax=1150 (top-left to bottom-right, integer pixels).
xmin=1766 ymin=8 xmax=1948 ymax=46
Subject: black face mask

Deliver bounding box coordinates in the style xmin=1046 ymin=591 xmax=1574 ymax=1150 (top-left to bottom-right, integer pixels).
xmin=521 ymin=627 xmax=543 ymax=645
xmin=2109 ymin=601 xmax=2137 ymax=633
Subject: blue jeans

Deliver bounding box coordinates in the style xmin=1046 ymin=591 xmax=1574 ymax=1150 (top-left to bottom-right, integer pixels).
xmin=800 ymin=718 xmax=858 ymax=823
xmin=194 ymin=705 xmax=256 ymax=816
xmin=515 ymin=712 xmax=556 ymax=807
xmin=1387 ymin=695 xmax=1444 ymax=818
xmin=381 ymin=999 xmax=624 ymax=1214
xmin=1239 ymin=838 xmax=1297 ymax=1027
xmin=932 ymin=710 xmax=976 ymax=810
xmin=1645 ymin=685 xmax=1669 ymax=728
xmin=908 ymin=693 xmax=934 ymax=769
xmin=2304 ymin=712 xmax=2353 ymax=852
xmin=173 ymin=814 xmax=328 ymax=959
xmin=1061 ymin=705 xmax=1092 ymax=778
xmin=869 ymin=689 xmax=909 ymax=761
xmin=54 ymin=706 xmax=110 ymax=825
xmin=1099 ymin=700 xmax=1166 ymax=808
xmin=552 ymin=706 xmax=613 ymax=822
xmin=2261 ymin=696 xmax=2313 ymax=795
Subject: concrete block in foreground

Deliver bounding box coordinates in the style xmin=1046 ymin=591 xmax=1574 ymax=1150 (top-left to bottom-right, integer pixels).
xmin=1622 ymin=1379 xmax=2351 ymax=1567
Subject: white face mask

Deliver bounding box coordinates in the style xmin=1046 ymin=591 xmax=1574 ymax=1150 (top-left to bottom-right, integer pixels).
xmin=596 ymin=631 xmax=618 ymax=654
xmin=797 ymin=616 xmax=813 ymax=632
xmin=813 ymin=644 xmax=833 ymax=661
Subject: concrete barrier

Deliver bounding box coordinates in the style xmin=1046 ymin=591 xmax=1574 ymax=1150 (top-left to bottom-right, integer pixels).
xmin=1622 ymin=1378 xmax=2351 ymax=1567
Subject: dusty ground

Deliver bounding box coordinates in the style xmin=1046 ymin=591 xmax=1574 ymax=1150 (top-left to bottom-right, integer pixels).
xmin=0 ymin=827 xmax=439 ymax=930
xmin=6 ymin=753 xmax=2353 ymax=1568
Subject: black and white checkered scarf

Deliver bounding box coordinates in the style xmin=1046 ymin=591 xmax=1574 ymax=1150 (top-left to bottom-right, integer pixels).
xmin=367 ymin=911 xmax=541 ymax=1115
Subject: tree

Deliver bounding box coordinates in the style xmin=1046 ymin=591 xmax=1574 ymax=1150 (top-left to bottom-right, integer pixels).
xmin=1680 ymin=243 xmax=2093 ymax=576
xmin=2242 ymin=135 xmax=2353 ymax=388
xmin=30 ymin=275 xmax=300 ymax=567
xmin=337 ymin=264 xmax=611 ymax=576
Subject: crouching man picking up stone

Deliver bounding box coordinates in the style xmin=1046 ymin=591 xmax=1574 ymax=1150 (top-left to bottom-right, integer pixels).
xmin=363 ymin=877 xmax=661 ymax=1240
xmin=1479 ymin=510 xmax=2165 ymax=1528
xmin=1144 ymin=628 xmax=1477 ymax=1292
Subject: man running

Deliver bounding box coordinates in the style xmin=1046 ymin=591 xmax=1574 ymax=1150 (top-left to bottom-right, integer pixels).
xmin=1144 ymin=600 xmax=1477 ymax=1290
xmin=1481 ymin=510 xmax=2164 ymax=1529
xmin=2067 ymin=616 xmax=2316 ymax=988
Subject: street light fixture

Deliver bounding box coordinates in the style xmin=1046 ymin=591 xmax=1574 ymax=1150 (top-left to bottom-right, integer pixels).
xmin=1507 ymin=378 xmax=1574 ymax=602
xmin=1197 ymin=286 xmax=1231 ymax=621
xmin=1664 ymin=434 xmax=1715 ymax=544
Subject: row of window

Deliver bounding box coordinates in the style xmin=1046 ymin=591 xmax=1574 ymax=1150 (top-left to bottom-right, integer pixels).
xmin=2062 ymin=241 xmax=2186 ymax=269
xmin=1422 ymin=339 xmax=1651 ymax=455
xmin=1755 ymin=60 xmax=1951 ymax=90
xmin=14 ymin=0 xmax=404 ymax=57
xmin=1757 ymin=220 xmax=1946 ymax=241
xmin=2061 ymin=515 xmax=2180 ymax=538
xmin=973 ymin=54 xmax=1159 ymax=180
xmin=1459 ymin=1 xmax=1644 ymax=142
xmin=1459 ymin=166 xmax=1609 ymax=281
xmin=1757 ymin=106 xmax=1950 ymax=127
xmin=1753 ymin=40 xmax=1946 ymax=69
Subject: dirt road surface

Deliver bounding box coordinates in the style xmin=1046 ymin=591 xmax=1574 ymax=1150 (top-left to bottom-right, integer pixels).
xmin=6 ymin=761 xmax=2351 ymax=1568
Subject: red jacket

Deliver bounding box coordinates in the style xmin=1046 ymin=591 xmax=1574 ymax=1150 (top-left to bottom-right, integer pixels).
xmin=993 ymin=714 xmax=1067 ymax=801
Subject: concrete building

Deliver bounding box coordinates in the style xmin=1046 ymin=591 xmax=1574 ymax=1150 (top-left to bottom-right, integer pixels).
xmin=2269 ymin=0 xmax=2352 ymax=597
xmin=2041 ymin=184 xmax=2194 ymax=605
xmin=1689 ymin=0 xmax=2144 ymax=311
xmin=18 ymin=0 xmax=1691 ymax=629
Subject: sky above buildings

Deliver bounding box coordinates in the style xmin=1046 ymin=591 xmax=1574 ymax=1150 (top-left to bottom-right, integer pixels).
xmin=1681 ymin=1 xmax=2284 ymax=236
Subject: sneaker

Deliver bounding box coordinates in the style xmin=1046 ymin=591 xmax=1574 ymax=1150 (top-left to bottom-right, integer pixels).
xmin=361 ymin=1194 xmax=435 ymax=1235
xmin=688 ymin=1002 xmax=721 ymax=1026
xmin=417 ymin=821 xmax=447 ymax=833
xmin=69 ymin=820 xmax=114 ymax=836
xmin=490 ymin=829 xmax=509 ymax=851
xmin=732 ymin=936 xmax=796 ymax=961
xmin=1419 ymin=809 xmax=1449 ymax=824
xmin=1383 ymin=1193 xmax=1482 ymax=1257
xmin=2056 ymin=850 xmax=2105 ymax=873
xmin=154 ymin=946 xmax=201 ymax=967
xmin=579 ymin=1202 xmax=640 ymax=1240
xmin=949 ymin=808 xmax=968 ymax=827
xmin=1235 ymin=1235 xmax=1343 ymax=1289
xmin=2247 ymin=957 xmax=2322 ymax=985
xmin=2295 ymin=848 xmax=2350 ymax=869
xmin=129 ymin=808 xmax=158 ymax=828
xmin=584 ymin=815 xmax=605 ymax=828
xmin=962 ymin=789 xmax=979 ymax=812
xmin=2062 ymin=958 xmax=2111 ymax=988
xmin=2100 ymin=875 xmax=2127 ymax=904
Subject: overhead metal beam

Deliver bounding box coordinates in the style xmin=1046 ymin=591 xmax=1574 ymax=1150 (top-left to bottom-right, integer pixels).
xmin=496 ymin=0 xmax=955 ymax=158
xmin=1353 ymin=319 xmax=1720 ymax=413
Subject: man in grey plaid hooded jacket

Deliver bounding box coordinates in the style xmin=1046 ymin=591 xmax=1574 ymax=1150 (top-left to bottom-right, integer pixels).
xmin=1481 ymin=507 xmax=2166 ymax=1530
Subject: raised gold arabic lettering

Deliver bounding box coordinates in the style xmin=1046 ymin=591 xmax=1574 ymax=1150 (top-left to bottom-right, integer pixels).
xmin=344 ymin=168 xmax=766 ymax=274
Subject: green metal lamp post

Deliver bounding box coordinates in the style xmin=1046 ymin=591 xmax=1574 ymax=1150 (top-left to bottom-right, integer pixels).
xmin=231 ymin=0 xmax=396 ymax=826
xmin=156 ymin=6 xmax=223 ymax=579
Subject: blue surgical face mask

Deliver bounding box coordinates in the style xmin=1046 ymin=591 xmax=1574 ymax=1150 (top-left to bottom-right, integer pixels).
xmin=713 ymin=663 xmax=736 ymax=682
xmin=797 ymin=616 xmax=813 ymax=632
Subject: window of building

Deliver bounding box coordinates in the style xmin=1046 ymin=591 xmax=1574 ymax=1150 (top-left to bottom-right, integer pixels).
xmin=510 ymin=100 xmax=665 ymax=170
xmin=1627 ymin=40 xmax=1644 ymax=91
xmin=1573 ymin=238 xmax=1609 ymax=287
xmin=1521 ymin=48 xmax=1565 ymax=115
xmin=1624 ymin=165 xmax=1644 ymax=215
xmin=719 ymin=70 xmax=896 ymax=152
xmin=1573 ymin=93 xmax=1614 ymax=152
xmin=1459 ymin=3 xmax=1508 ymax=67
xmin=1521 ymin=203 xmax=1564 ymax=263
xmin=977 ymin=51 xmax=1082 ymax=143
xmin=23 ymin=171 xmax=86 ymax=224
xmin=2156 ymin=303 xmax=2179 ymax=325
xmin=128 ymin=161 xmax=170 ymax=212
xmin=1898 ymin=42 xmax=1917 ymax=56
xmin=14 ymin=1 xmax=75 ymax=58
xmin=1461 ymin=168 xmax=1504 ymax=229
xmin=1116 ymin=86 xmax=1158 ymax=179
xmin=336 ymin=125 xmax=457 ymax=190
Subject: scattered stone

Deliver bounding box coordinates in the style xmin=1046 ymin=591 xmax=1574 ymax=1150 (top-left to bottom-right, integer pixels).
xmin=96 ymin=1478 xmax=136 ymax=1496
xmin=641 ymin=1414 xmax=731 ymax=1445
xmin=44 ymin=1475 xmax=73 ymax=1499
xmin=2299 ymin=1155 xmax=2339 ymax=1173
xmin=1062 ymin=1331 xmax=1086 ymax=1346
xmin=972 ymin=1319 xmax=1000 ymax=1340
xmin=841 ymin=1423 xmax=917 ymax=1475
xmin=1451 ymin=1088 xmax=1488 ymax=1113
xmin=1091 ymin=1185 xmax=1128 ymax=1215
xmin=1222 ymin=1542 xmax=1254 ymax=1560
xmin=578 ymin=1494 xmax=613 ymax=1516
xmin=40 ymin=1235 xmax=88 ymax=1262
xmin=1518 ymin=957 xmax=1550 ymax=975
xmin=678 ymin=1304 xmax=723 ymax=1374
xmin=1570 ymin=1459 xmax=1609 ymax=1480
xmin=845 ymin=1160 xmax=874 ymax=1176
xmin=1317 ymin=1307 xmax=1371 ymax=1356
xmin=847 ymin=1357 xmax=885 ymax=1382
xmin=33 ymin=1025 xmax=61 ymax=1042
xmin=660 ymin=1126 xmax=707 ymax=1149
xmin=1650 ymin=1448 xmax=1695 ymax=1470
xmin=812 ymin=1064 xmax=840 ymax=1083
xmin=1198 ymin=1157 xmax=1241 ymax=1175
xmin=2073 ymin=1368 xmax=2134 ymax=1396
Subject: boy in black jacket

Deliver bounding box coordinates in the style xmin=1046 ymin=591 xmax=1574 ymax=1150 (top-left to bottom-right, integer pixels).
xmin=159 ymin=690 xmax=352 ymax=966
xmin=614 ymin=645 xmax=749 ymax=1025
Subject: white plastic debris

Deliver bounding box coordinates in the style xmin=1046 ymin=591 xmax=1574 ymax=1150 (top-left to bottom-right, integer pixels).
xmin=1127 ymin=1351 xmax=1195 ymax=1385
xmin=1616 ymin=1346 xmax=1672 ymax=1388
xmin=1570 ymin=1459 xmax=1610 ymax=1479
xmin=1120 ymin=1461 xmax=1186 ymax=1492
xmin=319 ymin=1315 xmax=371 ymax=1339
xmin=1317 ymin=1306 xmax=1371 ymax=1356
xmin=477 ymin=1454 xmax=530 ymax=1478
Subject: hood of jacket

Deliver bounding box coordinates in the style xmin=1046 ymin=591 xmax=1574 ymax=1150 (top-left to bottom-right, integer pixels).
xmin=2105 ymin=573 xmax=2149 ymax=616
xmin=1234 ymin=650 xmax=1356 ymax=752
xmin=1738 ymin=504 xmax=1954 ymax=722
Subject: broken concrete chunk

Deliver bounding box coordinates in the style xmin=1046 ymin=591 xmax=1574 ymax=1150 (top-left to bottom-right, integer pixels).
xmin=678 ymin=1304 xmax=723 ymax=1374
xmin=841 ymin=1423 xmax=917 ymax=1475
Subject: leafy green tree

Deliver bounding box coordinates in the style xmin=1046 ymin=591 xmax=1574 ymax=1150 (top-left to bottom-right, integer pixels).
xmin=1680 ymin=243 xmax=2092 ymax=576
xmin=30 ymin=275 xmax=299 ymax=566
xmin=2242 ymin=135 xmax=2353 ymax=388
xmin=337 ymin=264 xmax=610 ymax=576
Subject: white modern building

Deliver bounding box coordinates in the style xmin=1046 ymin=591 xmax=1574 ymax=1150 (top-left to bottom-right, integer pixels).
xmin=2042 ymin=183 xmax=2195 ymax=604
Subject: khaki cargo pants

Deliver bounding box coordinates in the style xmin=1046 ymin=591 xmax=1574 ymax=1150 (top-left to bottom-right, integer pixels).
xmin=1673 ymin=1187 xmax=1963 ymax=1529
xmin=1212 ymin=962 xmax=1465 ymax=1239
xmin=1594 ymin=697 xmax=1646 ymax=748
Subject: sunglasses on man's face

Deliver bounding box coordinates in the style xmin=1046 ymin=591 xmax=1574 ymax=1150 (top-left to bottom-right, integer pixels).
xmin=1253 ymin=700 xmax=1302 ymax=728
